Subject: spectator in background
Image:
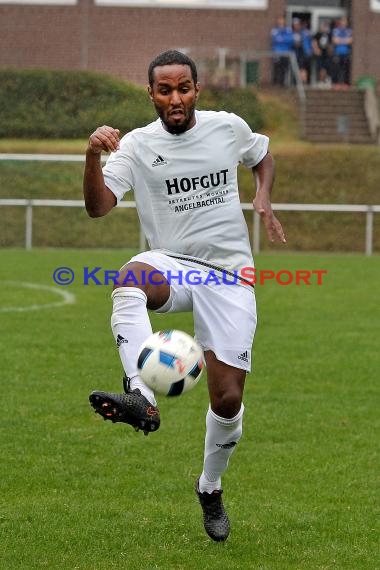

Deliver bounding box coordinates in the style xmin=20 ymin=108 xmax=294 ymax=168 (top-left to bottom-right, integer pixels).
xmin=313 ymin=22 xmax=332 ymax=87
xmin=292 ymin=18 xmax=313 ymax=84
xmin=270 ymin=16 xmax=294 ymax=86
xmin=331 ymin=17 xmax=353 ymax=88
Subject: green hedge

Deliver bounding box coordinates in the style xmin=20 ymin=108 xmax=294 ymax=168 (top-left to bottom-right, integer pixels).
xmin=0 ymin=69 xmax=156 ymax=138
xmin=0 ymin=68 xmax=264 ymax=138
xmin=199 ymin=87 xmax=264 ymax=131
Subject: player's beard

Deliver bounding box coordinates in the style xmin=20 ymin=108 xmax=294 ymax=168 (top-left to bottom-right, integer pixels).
xmin=156 ymin=102 xmax=196 ymax=135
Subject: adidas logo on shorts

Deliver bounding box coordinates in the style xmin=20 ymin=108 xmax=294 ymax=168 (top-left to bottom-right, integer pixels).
xmin=152 ymin=155 xmax=167 ymax=167
xmin=116 ymin=334 xmax=128 ymax=348
xmin=216 ymin=441 xmax=237 ymax=449
xmin=237 ymin=350 xmax=249 ymax=363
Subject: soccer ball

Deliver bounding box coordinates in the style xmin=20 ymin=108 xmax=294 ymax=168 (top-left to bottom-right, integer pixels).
xmin=137 ymin=330 xmax=204 ymax=396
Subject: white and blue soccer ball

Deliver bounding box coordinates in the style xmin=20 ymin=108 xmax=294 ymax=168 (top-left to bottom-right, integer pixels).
xmin=137 ymin=330 xmax=204 ymax=396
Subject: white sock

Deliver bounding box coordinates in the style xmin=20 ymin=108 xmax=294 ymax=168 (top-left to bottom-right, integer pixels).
xmin=111 ymin=287 xmax=157 ymax=406
xmin=198 ymin=404 xmax=244 ymax=494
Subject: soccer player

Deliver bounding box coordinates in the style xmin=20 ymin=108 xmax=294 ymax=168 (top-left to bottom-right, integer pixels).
xmin=83 ymin=50 xmax=286 ymax=542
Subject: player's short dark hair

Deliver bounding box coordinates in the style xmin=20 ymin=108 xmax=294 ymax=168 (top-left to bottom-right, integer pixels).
xmin=148 ymin=50 xmax=198 ymax=86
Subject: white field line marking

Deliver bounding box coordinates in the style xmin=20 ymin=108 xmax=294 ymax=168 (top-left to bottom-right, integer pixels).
xmin=0 ymin=281 xmax=76 ymax=313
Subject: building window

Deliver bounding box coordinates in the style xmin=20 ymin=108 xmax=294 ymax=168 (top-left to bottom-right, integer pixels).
xmin=95 ymin=0 xmax=267 ymax=9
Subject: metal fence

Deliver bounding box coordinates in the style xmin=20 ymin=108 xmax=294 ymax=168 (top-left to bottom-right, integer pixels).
xmin=1 ymin=154 xmax=378 ymax=255
xmin=1 ymin=198 xmax=378 ymax=256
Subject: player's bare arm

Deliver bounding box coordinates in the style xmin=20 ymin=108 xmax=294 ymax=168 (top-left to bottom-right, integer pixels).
xmin=83 ymin=125 xmax=119 ymax=218
xmin=252 ymin=152 xmax=286 ymax=244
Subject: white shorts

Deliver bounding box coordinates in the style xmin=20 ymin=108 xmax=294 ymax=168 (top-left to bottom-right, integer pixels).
xmin=126 ymin=251 xmax=257 ymax=372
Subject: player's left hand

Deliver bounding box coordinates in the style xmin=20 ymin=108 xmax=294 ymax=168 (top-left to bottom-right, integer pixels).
xmin=253 ymin=195 xmax=286 ymax=244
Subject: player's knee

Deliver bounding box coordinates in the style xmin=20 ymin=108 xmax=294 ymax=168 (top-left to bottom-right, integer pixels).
xmin=112 ymin=261 xmax=170 ymax=310
xmin=212 ymin=388 xmax=243 ymax=419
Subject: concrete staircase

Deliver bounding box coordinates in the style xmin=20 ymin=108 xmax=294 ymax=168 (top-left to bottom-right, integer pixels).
xmin=303 ymin=88 xmax=374 ymax=144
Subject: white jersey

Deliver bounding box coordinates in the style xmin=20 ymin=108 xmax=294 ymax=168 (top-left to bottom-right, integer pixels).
xmin=103 ymin=110 xmax=269 ymax=274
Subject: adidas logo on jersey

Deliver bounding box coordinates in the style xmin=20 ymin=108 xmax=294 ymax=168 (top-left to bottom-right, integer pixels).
xmin=152 ymin=155 xmax=167 ymax=167
xmin=237 ymin=350 xmax=249 ymax=363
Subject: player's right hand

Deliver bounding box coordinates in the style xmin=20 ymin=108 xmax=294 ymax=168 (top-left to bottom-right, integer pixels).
xmin=87 ymin=125 xmax=120 ymax=154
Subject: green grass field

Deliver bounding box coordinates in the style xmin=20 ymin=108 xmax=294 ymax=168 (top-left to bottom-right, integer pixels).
xmin=1 ymin=249 xmax=379 ymax=570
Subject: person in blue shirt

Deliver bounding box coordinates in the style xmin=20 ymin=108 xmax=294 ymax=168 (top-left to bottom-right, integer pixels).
xmin=292 ymin=18 xmax=313 ymax=84
xmin=331 ymin=17 xmax=353 ymax=87
xmin=270 ymin=16 xmax=294 ymax=86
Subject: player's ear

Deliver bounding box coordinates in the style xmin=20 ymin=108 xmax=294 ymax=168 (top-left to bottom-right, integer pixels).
xmin=147 ymin=85 xmax=154 ymax=102
xmin=195 ymin=82 xmax=200 ymax=100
